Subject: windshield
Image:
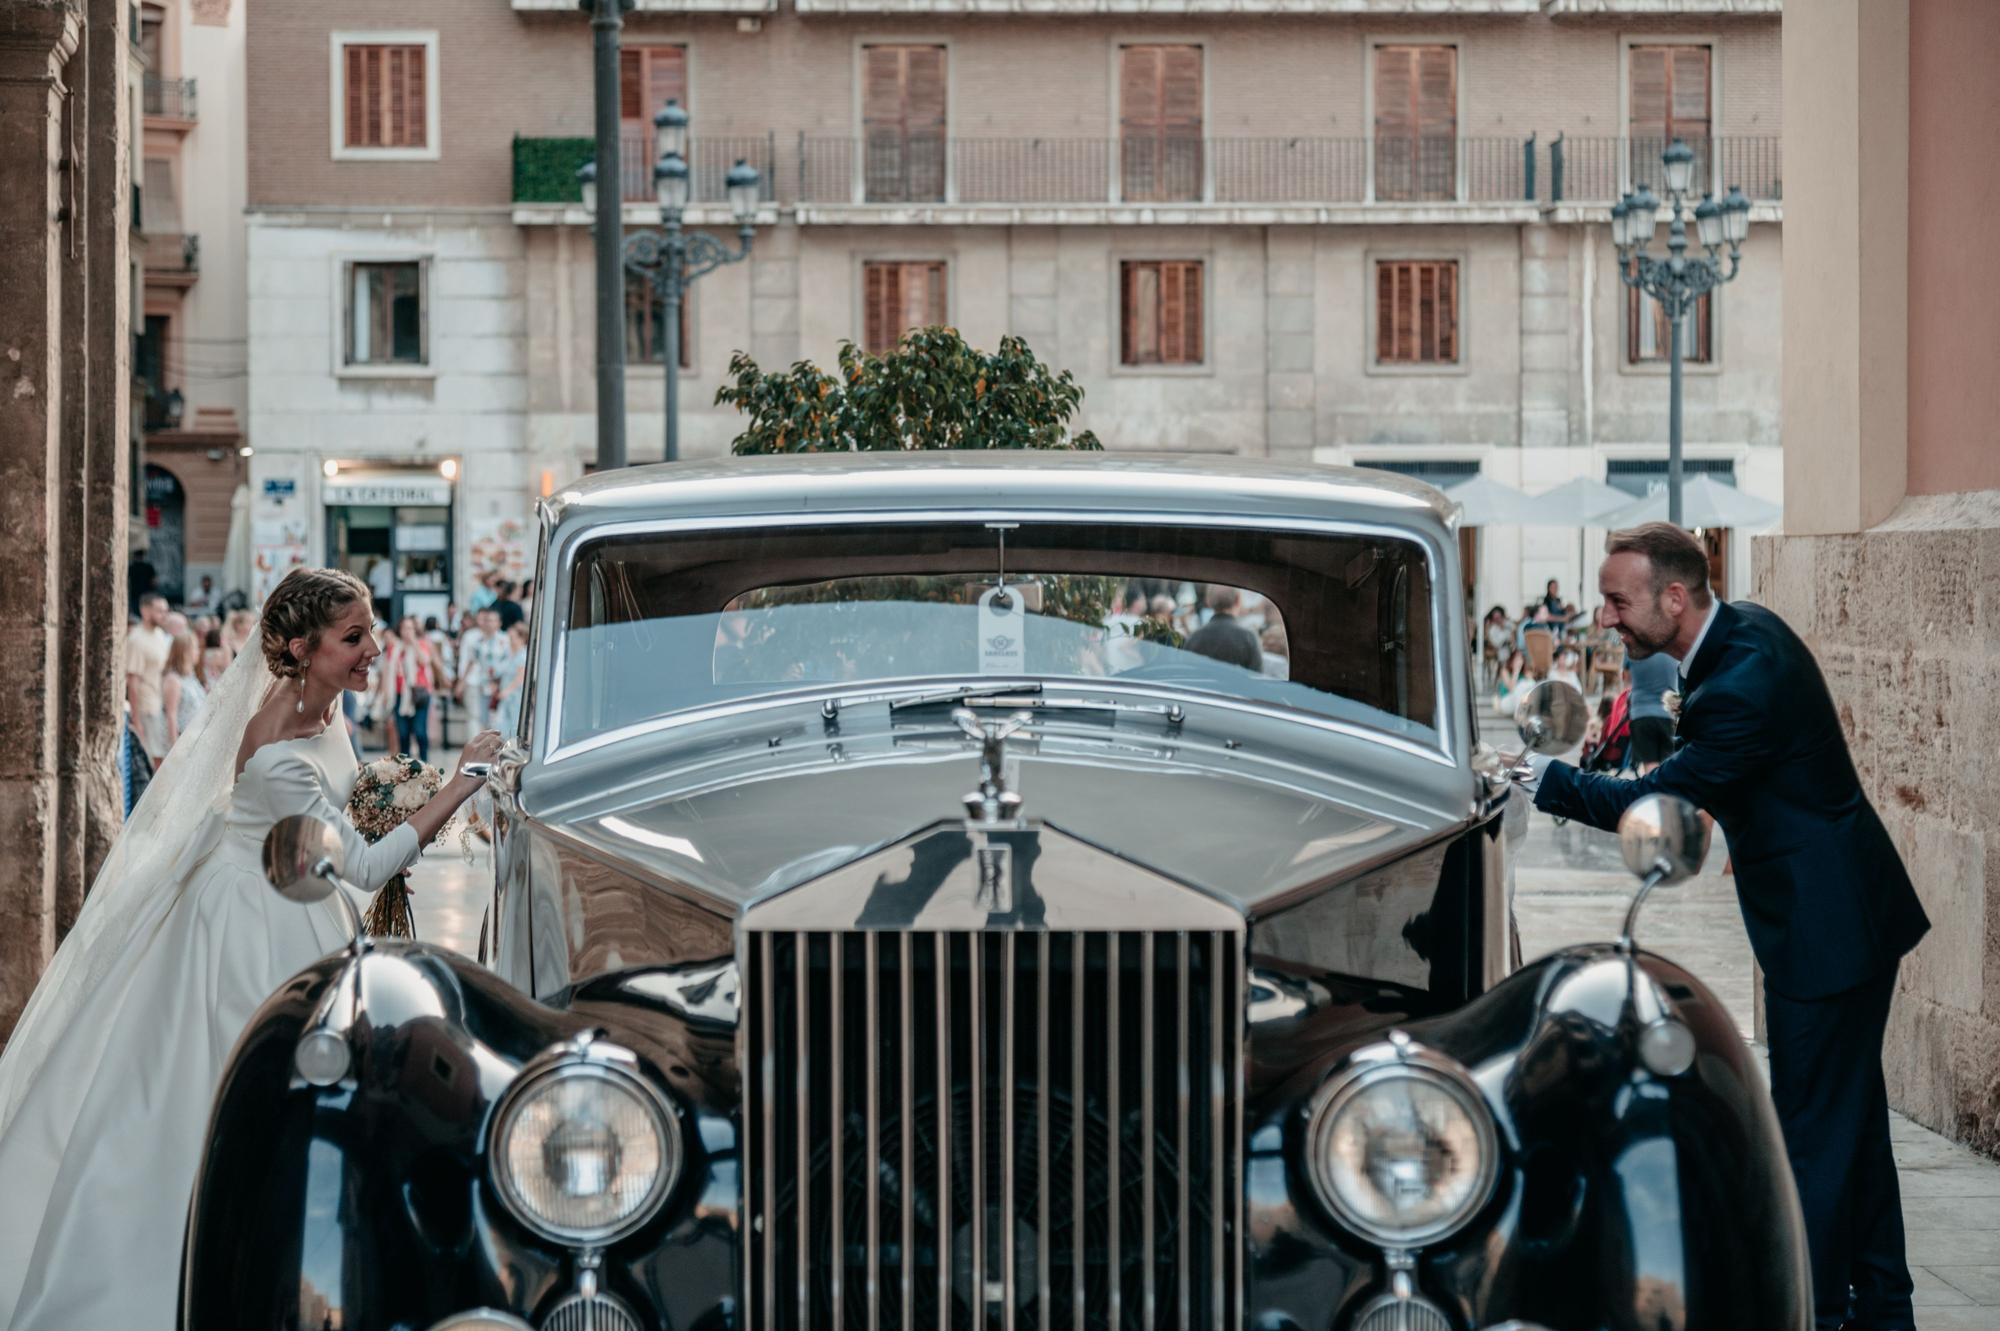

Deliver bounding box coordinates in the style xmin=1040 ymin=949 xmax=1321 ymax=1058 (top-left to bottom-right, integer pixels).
xmin=555 ymin=520 xmax=1437 ymax=747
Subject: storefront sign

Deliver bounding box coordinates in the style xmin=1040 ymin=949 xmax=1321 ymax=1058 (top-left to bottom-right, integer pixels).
xmin=262 ymin=478 xmax=297 ymax=499
xmin=323 ymin=477 xmax=453 ymax=507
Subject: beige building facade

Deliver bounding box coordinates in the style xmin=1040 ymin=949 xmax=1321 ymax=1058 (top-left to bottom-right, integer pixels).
xmin=246 ymin=0 xmax=1785 ymax=613
xmin=135 ymin=0 xmax=250 ymax=605
xmin=1757 ymin=0 xmax=2000 ymax=1153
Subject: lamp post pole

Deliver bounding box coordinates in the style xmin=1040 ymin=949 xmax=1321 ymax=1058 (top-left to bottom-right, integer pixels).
xmin=1612 ymin=140 xmax=1752 ymax=528
xmin=583 ymin=0 xmax=630 ymax=472
xmin=593 ymin=101 xmax=760 ymax=463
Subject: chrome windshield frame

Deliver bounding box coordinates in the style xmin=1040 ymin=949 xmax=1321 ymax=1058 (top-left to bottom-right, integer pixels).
xmin=538 ymin=508 xmax=1461 ymax=770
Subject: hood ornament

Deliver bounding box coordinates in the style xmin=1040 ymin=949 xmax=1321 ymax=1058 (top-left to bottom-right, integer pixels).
xmin=953 ymin=707 xmax=1032 ymax=824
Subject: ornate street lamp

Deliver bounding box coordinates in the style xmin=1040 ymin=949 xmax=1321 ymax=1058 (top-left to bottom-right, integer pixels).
xmin=1614 ymin=140 xmax=1754 ymax=528
xmin=584 ymin=99 xmax=762 ymax=463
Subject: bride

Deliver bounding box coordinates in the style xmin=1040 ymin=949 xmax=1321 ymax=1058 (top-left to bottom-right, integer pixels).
xmin=0 ymin=566 xmax=503 ymax=1330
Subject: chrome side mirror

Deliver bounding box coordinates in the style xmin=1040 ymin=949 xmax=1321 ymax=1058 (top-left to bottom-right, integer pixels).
xmin=1513 ymin=680 xmax=1589 ymax=755
xmin=263 ymin=814 xmax=347 ymax=903
xmin=1617 ymin=793 xmax=1706 ymax=884
xmin=262 ymin=814 xmax=365 ymax=947
xmin=1615 ymin=793 xmax=1707 ymax=951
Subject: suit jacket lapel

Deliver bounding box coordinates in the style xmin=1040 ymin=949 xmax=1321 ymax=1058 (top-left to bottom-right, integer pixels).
xmin=1680 ymin=600 xmax=1736 ymax=695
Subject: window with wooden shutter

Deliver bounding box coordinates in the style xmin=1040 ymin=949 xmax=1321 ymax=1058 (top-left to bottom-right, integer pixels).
xmin=1375 ymin=260 xmax=1459 ymax=366
xmin=625 ymin=273 xmax=693 ymax=369
xmin=1120 ymin=261 xmax=1204 ymax=366
xmin=619 ymin=46 xmax=688 ymax=202
xmin=345 ymin=261 xmax=425 ymax=366
xmin=862 ymin=45 xmax=947 ymax=204
xmin=1373 ymin=45 xmax=1456 ymax=202
xmin=861 ymin=261 xmax=948 ymax=355
xmin=342 ymin=44 xmax=428 ymax=150
xmin=1628 ymin=45 xmax=1711 ymax=191
xmin=1626 ymin=263 xmax=1712 ymax=364
xmin=1119 ymin=44 xmax=1203 ymax=203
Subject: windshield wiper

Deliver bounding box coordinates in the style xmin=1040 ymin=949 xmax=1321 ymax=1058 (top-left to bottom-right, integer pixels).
xmin=888 ymin=682 xmax=1044 ymax=712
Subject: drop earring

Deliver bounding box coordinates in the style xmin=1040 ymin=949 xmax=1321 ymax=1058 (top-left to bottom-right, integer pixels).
xmin=296 ymin=665 xmax=308 ymax=714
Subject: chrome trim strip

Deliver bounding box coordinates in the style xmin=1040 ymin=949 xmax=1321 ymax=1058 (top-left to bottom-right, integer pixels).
xmin=1141 ymin=932 xmax=1156 ymax=1331
xmin=900 ymin=932 xmax=914 ymax=1331
xmin=796 ymin=932 xmax=811 ymax=1331
xmin=1037 ymin=931 xmax=1051 ymax=1324
xmin=830 ymin=932 xmax=844 ymax=1322
xmin=1210 ymin=932 xmax=1225 ymax=1331
xmin=1071 ymin=933 xmax=1086 ymax=1328
xmin=865 ymin=931 xmax=880 ymax=1331
xmin=1177 ymin=931 xmax=1190 ymax=1331
xmin=970 ymin=933 xmax=985 ymax=1326
xmin=1234 ymin=940 xmax=1247 ymax=1331
xmin=1001 ymin=931 xmax=1016 ymax=1331
xmin=543 ymin=509 xmax=1460 ymax=769
xmin=936 ymin=932 xmax=951 ymax=1323
xmin=1107 ymin=932 xmax=1121 ymax=1329
xmin=759 ymin=933 xmax=776 ymax=1329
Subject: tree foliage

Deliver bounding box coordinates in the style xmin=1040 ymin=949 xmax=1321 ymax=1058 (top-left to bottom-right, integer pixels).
xmin=718 ymin=327 xmax=1102 ymax=454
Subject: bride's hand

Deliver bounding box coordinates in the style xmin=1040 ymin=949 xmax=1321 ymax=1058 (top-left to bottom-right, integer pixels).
xmin=455 ymin=730 xmax=505 ymax=782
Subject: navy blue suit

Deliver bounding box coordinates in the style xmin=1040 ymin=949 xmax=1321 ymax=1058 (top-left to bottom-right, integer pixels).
xmin=1534 ymin=599 xmax=1928 ymax=1330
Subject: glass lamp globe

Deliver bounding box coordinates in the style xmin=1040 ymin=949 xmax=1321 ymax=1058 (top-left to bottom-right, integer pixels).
xmin=655 ymin=152 xmax=691 ymax=212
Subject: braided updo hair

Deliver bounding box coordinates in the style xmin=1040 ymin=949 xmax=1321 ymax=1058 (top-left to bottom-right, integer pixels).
xmin=260 ymin=566 xmax=372 ymax=680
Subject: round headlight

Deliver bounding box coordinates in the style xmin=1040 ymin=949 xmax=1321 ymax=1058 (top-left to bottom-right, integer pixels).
xmin=1306 ymin=1046 xmax=1498 ymax=1248
xmin=489 ymin=1047 xmax=681 ymax=1245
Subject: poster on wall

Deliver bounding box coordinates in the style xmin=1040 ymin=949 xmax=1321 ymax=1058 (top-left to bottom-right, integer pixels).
xmin=466 ymin=512 xmax=531 ymax=588
xmin=251 ymin=473 xmax=309 ymax=604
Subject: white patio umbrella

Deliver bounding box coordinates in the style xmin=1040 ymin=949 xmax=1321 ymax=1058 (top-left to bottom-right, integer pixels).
xmin=1441 ymin=473 xmax=1537 ymax=527
xmin=219 ymin=483 xmax=252 ymax=604
xmin=1521 ymin=476 xmax=1643 ymax=603
xmin=1594 ymin=474 xmax=1781 ymax=530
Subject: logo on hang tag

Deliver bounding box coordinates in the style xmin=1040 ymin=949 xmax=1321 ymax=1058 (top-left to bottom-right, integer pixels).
xmin=976 ymin=583 xmax=1027 ymax=675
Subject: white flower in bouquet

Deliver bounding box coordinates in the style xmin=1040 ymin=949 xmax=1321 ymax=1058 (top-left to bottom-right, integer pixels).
xmin=346 ymin=753 xmax=482 ymax=938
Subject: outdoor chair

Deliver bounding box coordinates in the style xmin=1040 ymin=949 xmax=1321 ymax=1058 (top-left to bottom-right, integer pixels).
xmin=1522 ymin=627 xmax=1555 ymax=680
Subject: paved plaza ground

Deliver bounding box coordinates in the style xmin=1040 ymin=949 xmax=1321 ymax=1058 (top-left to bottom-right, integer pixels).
xmin=400 ymin=722 xmax=2000 ymax=1325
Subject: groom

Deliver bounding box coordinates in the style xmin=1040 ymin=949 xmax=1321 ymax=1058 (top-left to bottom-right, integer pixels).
xmin=1524 ymin=521 xmax=1930 ymax=1331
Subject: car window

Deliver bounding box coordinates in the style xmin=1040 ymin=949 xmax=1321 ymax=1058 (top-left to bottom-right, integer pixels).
xmin=556 ymin=520 xmax=1437 ymax=747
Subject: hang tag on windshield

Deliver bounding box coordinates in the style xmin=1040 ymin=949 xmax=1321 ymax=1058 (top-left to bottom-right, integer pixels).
xmin=977 ymin=583 xmax=1027 ymax=675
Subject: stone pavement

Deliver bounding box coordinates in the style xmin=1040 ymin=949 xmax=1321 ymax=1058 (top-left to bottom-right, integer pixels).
xmin=401 ymin=727 xmax=2000 ymax=1325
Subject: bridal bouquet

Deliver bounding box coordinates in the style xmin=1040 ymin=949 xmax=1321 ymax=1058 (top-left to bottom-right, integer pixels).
xmin=346 ymin=754 xmax=480 ymax=938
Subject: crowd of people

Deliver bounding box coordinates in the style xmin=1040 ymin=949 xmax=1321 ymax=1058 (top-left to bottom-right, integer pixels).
xmin=117 ymin=569 xmax=539 ymax=814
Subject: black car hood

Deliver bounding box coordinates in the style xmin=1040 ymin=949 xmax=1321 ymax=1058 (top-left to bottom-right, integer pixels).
xmin=523 ymin=700 xmax=1480 ymax=919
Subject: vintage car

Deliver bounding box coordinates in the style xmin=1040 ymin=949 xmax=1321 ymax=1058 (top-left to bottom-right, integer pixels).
xmin=183 ymin=453 xmax=1808 ymax=1331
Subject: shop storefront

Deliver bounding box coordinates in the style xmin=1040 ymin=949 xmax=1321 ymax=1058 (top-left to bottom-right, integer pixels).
xmin=321 ymin=470 xmax=455 ymax=626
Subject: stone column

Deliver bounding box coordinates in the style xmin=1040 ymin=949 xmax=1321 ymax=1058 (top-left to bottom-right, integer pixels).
xmin=1263 ymin=227 xmax=1315 ymax=462
xmin=0 ymin=0 xmax=85 ymax=1040
xmin=0 ymin=0 xmax=130 ymax=1045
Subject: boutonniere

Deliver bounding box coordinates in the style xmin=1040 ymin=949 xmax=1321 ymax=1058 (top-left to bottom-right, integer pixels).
xmin=1662 ymin=689 xmax=1683 ymax=730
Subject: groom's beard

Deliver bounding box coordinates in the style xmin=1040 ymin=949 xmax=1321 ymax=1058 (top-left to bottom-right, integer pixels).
xmin=1619 ymin=602 xmax=1679 ymax=657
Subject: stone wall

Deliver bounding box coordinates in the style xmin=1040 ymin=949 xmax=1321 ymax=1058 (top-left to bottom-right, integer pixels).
xmin=1754 ymin=494 xmax=2000 ymax=1150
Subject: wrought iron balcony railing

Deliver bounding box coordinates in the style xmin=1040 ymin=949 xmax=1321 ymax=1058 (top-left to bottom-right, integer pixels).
xmin=143 ymin=231 xmax=200 ymax=276
xmin=1549 ymin=135 xmax=1781 ymax=203
xmin=797 ymin=135 xmax=1536 ymax=207
xmin=617 ymin=131 xmax=777 ymax=205
xmin=143 ymin=74 xmax=197 ymax=121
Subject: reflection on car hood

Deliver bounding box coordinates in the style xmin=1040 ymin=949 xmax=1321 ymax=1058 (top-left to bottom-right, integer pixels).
xmin=524 ymin=703 xmax=1478 ymax=918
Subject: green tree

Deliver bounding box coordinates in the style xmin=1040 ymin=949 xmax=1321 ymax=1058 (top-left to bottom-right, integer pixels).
xmin=717 ymin=326 xmax=1102 ymax=454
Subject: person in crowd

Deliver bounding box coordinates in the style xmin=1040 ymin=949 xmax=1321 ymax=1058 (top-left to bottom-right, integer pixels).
xmin=379 ymin=615 xmax=439 ymax=763
xmin=198 ymin=626 xmax=232 ymax=689
xmin=1515 ymin=603 xmax=1559 ymax=651
xmin=493 ymin=621 xmax=532 ymax=739
xmin=469 ymin=571 xmax=500 ymax=614
xmin=458 ymin=606 xmax=509 ymax=735
xmin=158 ymin=631 xmax=206 ymax=754
xmin=222 ymin=609 xmax=257 ymax=661
xmin=1625 ymin=648 xmax=1680 ymax=775
xmin=365 ymin=557 xmax=395 ymax=616
xmin=1541 ymin=578 xmax=1568 ymax=620
xmin=184 ymin=574 xmax=217 ymax=616
xmin=163 ymin=609 xmax=190 ymax=641
xmin=517 ymin=579 xmax=535 ymax=620
xmin=1518 ymin=522 xmax=1929 ymax=1331
xmin=1549 ymin=645 xmax=1584 ymax=695
xmin=1259 ymin=622 xmax=1290 ymax=680
xmin=1482 ymin=605 xmax=1514 ymax=652
xmin=492 ymin=581 xmax=525 ymax=633
xmin=1183 ymin=586 xmax=1263 ymax=672
xmin=125 ymin=593 xmax=173 ymax=764
xmin=1494 ymin=648 xmax=1528 ymax=715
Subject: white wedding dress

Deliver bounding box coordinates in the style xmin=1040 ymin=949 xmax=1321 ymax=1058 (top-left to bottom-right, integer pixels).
xmin=0 ymin=653 xmax=425 ymax=1331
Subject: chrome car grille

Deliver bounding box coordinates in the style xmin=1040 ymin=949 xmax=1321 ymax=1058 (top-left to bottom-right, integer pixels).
xmin=742 ymin=929 xmax=1244 ymax=1329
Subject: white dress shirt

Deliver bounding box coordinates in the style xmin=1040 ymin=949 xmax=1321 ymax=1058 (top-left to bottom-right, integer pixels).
xmin=1678 ymin=599 xmax=1722 ymax=686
